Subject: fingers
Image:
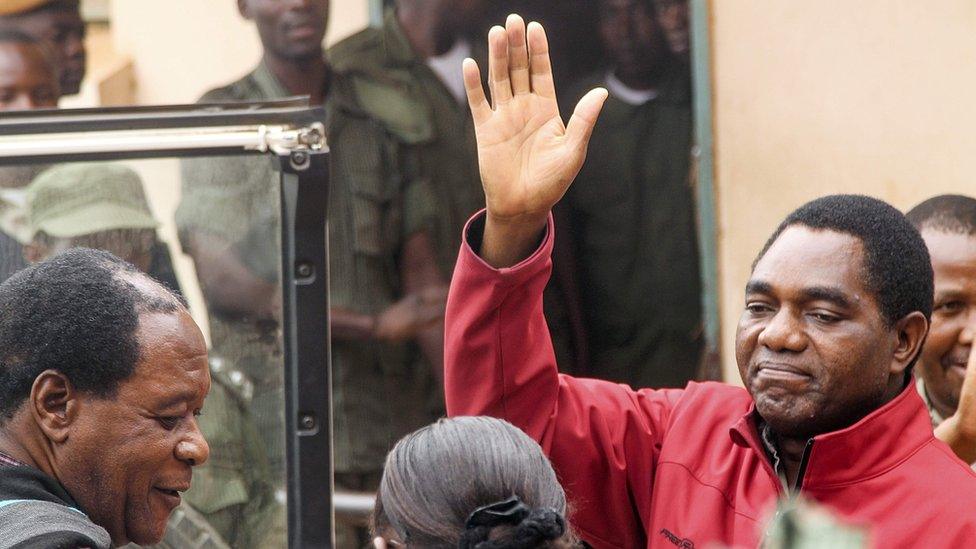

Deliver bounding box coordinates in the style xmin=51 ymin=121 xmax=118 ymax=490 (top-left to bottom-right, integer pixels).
xmin=527 ymin=21 xmax=556 ymax=99
xmin=488 ymin=25 xmax=513 ymax=106
xmin=565 ymin=87 xmax=609 ymax=154
xmin=463 ymin=58 xmax=491 ymax=124
xmin=506 ymin=14 xmax=530 ymax=95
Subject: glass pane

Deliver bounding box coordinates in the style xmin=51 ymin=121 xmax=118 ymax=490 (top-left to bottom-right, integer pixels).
xmin=0 ymin=156 xmax=287 ymax=549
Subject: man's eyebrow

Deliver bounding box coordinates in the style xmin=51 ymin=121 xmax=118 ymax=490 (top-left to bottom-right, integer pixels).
xmin=801 ymin=286 xmax=854 ymax=308
xmin=934 ymin=289 xmax=966 ymax=300
xmin=745 ymin=281 xmax=854 ymax=308
xmin=744 ymin=280 xmax=773 ymax=296
xmin=152 ymin=391 xmax=196 ymax=411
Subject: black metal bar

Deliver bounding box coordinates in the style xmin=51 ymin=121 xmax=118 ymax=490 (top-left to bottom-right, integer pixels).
xmin=0 ymin=100 xmax=322 ymax=136
xmin=278 ymin=149 xmax=333 ymax=548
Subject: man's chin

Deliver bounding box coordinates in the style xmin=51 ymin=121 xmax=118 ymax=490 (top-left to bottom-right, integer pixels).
xmin=754 ymin=395 xmax=817 ymax=435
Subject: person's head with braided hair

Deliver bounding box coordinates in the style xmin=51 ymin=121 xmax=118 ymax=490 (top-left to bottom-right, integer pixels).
xmin=371 ymin=417 xmax=585 ymax=549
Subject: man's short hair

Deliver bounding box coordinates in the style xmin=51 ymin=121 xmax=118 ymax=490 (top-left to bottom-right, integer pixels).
xmin=755 ymin=194 xmax=933 ymax=327
xmin=0 ymin=248 xmax=185 ymax=424
xmin=905 ymin=194 xmax=976 ymax=236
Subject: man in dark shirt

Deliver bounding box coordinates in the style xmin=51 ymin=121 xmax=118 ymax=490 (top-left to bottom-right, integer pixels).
xmin=0 ymin=248 xmax=210 ymax=547
xmin=556 ymin=0 xmax=701 ymax=387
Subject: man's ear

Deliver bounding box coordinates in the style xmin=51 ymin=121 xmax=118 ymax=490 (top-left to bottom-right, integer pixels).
xmin=891 ymin=311 xmax=929 ymax=376
xmin=30 ymin=370 xmax=81 ymax=444
xmin=237 ymin=0 xmax=251 ymax=20
xmin=22 ymin=242 xmax=47 ymax=265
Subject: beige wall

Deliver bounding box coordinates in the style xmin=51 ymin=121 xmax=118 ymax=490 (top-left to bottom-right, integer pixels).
xmin=711 ymin=0 xmax=976 ymax=381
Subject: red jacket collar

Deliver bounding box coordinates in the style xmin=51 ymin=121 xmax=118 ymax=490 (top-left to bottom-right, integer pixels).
xmin=729 ymin=378 xmax=935 ymax=489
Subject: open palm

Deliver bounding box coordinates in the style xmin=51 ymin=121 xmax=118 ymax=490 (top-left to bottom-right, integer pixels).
xmin=464 ymin=16 xmax=608 ymax=223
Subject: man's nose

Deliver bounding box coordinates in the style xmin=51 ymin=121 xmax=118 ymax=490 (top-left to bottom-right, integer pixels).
xmin=960 ymin=307 xmax=976 ymax=345
xmin=176 ymin=419 xmax=210 ymax=467
xmin=757 ymin=309 xmax=806 ymax=352
xmin=64 ymin=34 xmax=85 ymax=59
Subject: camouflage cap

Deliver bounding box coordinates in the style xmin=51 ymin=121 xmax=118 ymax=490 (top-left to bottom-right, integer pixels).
xmin=27 ymin=163 xmax=158 ymax=239
xmin=0 ymin=0 xmax=59 ymax=17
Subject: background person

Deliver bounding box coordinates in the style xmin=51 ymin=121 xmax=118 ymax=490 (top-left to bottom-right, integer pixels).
xmin=0 ymin=28 xmax=59 ymax=284
xmin=554 ymin=0 xmax=701 ymax=387
xmin=371 ymin=416 xmax=582 ymax=549
xmin=0 ymin=0 xmax=85 ymax=97
xmin=0 ymin=249 xmax=209 ymax=547
xmin=907 ymin=194 xmax=976 ymax=465
xmin=444 ymin=15 xmax=976 ymax=547
xmin=178 ymin=1 xmax=448 ymax=543
xmin=330 ymin=0 xmax=588 ymax=371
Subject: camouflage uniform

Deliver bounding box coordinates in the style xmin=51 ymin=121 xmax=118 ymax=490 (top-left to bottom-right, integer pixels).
xmin=329 ymin=9 xmax=588 ymax=368
xmin=328 ymin=8 xmax=484 ymax=278
xmin=177 ymin=58 xmax=441 ymax=546
xmin=176 ymin=60 xmax=291 ymax=477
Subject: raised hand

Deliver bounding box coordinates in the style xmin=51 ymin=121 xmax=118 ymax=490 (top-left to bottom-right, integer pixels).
xmin=463 ymin=15 xmax=608 ymax=267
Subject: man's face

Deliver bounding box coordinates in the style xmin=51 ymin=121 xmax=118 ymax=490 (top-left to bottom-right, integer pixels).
xmin=736 ymin=227 xmax=900 ymax=439
xmin=5 ymin=2 xmax=86 ymax=95
xmin=918 ymin=229 xmax=976 ymax=416
xmin=0 ymin=42 xmax=58 ymax=110
xmin=59 ymin=308 xmax=211 ymax=546
xmin=652 ymin=0 xmax=689 ymax=60
xmin=598 ymin=0 xmax=670 ymax=81
xmin=241 ymin=0 xmax=329 ymax=61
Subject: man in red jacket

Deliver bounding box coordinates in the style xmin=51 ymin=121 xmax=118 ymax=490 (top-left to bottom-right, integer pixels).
xmin=445 ymin=15 xmax=976 ymax=548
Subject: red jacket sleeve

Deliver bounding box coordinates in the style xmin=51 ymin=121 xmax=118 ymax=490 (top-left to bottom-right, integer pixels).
xmin=444 ymin=211 xmax=685 ymax=549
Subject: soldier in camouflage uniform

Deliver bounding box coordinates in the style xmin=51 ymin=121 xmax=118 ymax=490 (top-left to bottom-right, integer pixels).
xmin=328 ymin=1 xmax=588 ymax=371
xmin=178 ymin=1 xmax=448 ymax=545
xmin=22 ymin=163 xmax=281 ymax=548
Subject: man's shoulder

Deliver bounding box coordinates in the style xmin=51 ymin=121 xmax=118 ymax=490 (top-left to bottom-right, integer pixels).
xmin=0 ymin=499 xmax=112 ymax=548
xmin=328 ymin=26 xmax=387 ymax=74
xmin=328 ymin=28 xmax=435 ymax=144
xmin=197 ymin=71 xmax=263 ymax=104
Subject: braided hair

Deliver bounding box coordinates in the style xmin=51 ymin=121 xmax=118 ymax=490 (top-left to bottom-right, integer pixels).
xmin=372 ymin=417 xmax=585 ymax=548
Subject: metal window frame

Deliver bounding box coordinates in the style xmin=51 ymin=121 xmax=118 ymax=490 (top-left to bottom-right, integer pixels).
xmin=691 ymin=0 xmax=721 ymax=370
xmin=0 ymin=100 xmax=335 ymax=548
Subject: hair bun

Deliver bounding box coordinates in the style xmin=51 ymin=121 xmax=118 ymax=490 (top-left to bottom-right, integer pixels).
xmin=512 ymin=508 xmax=566 ymax=544
xmin=460 ymin=507 xmax=566 ymax=549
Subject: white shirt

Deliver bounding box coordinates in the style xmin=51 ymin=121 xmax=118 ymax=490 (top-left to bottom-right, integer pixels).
xmin=605 ymin=70 xmax=659 ymax=106
xmin=426 ymin=39 xmax=472 ymax=105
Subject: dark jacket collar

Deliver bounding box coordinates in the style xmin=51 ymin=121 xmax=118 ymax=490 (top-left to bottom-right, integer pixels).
xmin=0 ymin=463 xmax=82 ymax=511
xmin=729 ymin=378 xmax=936 ymax=489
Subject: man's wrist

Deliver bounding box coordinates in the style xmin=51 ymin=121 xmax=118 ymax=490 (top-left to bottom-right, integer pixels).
xmin=480 ymin=211 xmax=549 ymax=268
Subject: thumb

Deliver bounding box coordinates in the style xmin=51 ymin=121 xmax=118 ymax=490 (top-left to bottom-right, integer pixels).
xmin=565 ymin=87 xmax=609 ymax=156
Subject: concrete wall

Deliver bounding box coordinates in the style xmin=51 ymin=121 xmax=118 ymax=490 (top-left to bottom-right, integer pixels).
xmin=710 ymin=0 xmax=976 ymax=380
